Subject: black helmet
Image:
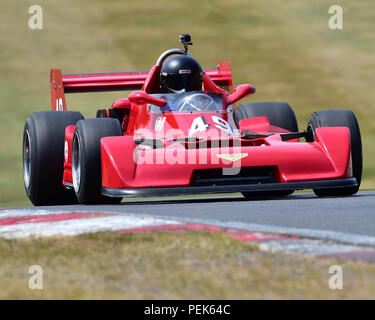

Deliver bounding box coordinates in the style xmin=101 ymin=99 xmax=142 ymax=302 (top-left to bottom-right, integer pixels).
xmin=160 ymin=55 xmax=203 ymax=93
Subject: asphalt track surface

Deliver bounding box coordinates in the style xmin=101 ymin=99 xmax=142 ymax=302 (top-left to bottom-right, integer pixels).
xmin=30 ymin=191 xmax=374 ymax=246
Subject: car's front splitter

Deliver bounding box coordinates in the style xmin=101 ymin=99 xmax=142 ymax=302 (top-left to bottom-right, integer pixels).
xmin=101 ymin=177 xmax=357 ymax=198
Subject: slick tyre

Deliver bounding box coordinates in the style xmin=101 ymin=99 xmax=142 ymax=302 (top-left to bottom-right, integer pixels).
xmin=235 ymin=101 xmax=298 ymax=132
xmin=236 ymin=102 xmax=297 ymax=199
xmin=72 ymin=118 xmax=123 ymax=204
xmin=23 ymin=111 xmax=84 ymax=206
xmin=308 ymin=110 xmax=362 ymax=197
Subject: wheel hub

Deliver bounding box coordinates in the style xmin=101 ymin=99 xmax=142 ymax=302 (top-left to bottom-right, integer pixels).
xmin=23 ymin=130 xmax=31 ymax=189
xmin=72 ymin=134 xmax=81 ymax=193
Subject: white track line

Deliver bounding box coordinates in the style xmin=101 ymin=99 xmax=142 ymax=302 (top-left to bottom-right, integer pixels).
xmin=129 ymin=214 xmax=375 ymax=247
xmin=1 ymin=208 xmax=374 ymax=260
xmin=0 ymin=208 xmax=101 ymax=219
xmin=0 ymin=215 xmax=181 ymax=239
xmin=3 ymin=208 xmax=375 ymax=247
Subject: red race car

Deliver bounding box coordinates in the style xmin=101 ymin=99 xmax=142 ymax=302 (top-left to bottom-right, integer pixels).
xmin=23 ymin=34 xmax=362 ymax=205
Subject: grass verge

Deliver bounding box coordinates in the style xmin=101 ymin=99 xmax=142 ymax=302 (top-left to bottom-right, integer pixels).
xmin=1 ymin=231 xmax=374 ymax=299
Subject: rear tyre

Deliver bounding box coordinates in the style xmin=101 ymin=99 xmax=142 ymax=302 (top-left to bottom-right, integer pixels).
xmin=236 ymin=102 xmax=298 ymax=199
xmin=72 ymin=118 xmax=123 ymax=204
xmin=235 ymin=101 xmax=298 ymax=132
xmin=23 ymin=111 xmax=84 ymax=206
xmin=308 ymin=110 xmax=362 ymax=197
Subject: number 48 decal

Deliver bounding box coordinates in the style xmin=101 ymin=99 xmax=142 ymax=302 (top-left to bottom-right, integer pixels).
xmin=189 ymin=116 xmax=233 ymax=136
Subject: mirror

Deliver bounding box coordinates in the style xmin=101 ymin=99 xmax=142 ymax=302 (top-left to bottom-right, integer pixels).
xmin=112 ymin=98 xmax=131 ymax=109
xmin=227 ymin=84 xmax=256 ymax=105
xmin=128 ymin=91 xmax=167 ymax=107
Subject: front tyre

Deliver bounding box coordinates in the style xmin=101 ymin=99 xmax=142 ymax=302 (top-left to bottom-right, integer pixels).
xmin=235 ymin=101 xmax=299 ymax=132
xmin=308 ymin=110 xmax=362 ymax=197
xmin=72 ymin=118 xmax=123 ymax=204
xmin=237 ymin=102 xmax=297 ymax=199
xmin=23 ymin=111 xmax=84 ymax=206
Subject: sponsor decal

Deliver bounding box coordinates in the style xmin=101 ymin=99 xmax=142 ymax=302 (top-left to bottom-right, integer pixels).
xmin=217 ymin=153 xmax=248 ymax=162
xmin=179 ymin=69 xmax=191 ymax=74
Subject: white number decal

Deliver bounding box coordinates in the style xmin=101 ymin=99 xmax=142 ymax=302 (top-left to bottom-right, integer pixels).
xmin=212 ymin=116 xmax=233 ymax=135
xmin=189 ymin=116 xmax=233 ymax=136
xmin=189 ymin=116 xmax=210 ymax=136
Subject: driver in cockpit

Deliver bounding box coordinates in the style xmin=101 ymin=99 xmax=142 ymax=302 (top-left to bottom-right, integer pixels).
xmin=160 ymin=55 xmax=204 ymax=94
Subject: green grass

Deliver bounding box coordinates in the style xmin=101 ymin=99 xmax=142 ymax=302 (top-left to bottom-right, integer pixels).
xmin=1 ymin=0 xmax=375 ymax=206
xmin=1 ymin=231 xmax=375 ymax=299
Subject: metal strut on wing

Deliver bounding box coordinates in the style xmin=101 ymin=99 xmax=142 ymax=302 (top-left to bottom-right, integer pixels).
xmin=280 ymin=131 xmax=314 ymax=142
xmin=241 ymin=130 xmax=273 ymax=139
xmin=241 ymin=129 xmax=315 ymax=141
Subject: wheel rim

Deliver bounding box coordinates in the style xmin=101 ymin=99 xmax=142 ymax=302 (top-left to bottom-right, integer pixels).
xmin=23 ymin=130 xmax=31 ymax=190
xmin=72 ymin=133 xmax=81 ymax=193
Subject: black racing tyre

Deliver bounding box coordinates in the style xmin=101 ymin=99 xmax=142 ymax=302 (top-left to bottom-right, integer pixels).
xmin=72 ymin=118 xmax=123 ymax=204
xmin=308 ymin=110 xmax=362 ymax=197
xmin=236 ymin=102 xmax=297 ymax=199
xmin=23 ymin=111 xmax=84 ymax=206
xmin=235 ymin=101 xmax=299 ymax=133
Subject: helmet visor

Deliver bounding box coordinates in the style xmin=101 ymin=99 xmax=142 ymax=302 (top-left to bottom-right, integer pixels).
xmin=161 ymin=72 xmax=202 ymax=92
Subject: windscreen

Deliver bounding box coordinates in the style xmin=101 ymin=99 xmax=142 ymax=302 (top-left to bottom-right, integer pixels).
xmin=149 ymin=91 xmax=223 ymax=113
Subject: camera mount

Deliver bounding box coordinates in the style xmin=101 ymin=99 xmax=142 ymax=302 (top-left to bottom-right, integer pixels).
xmin=179 ymin=34 xmax=193 ymax=54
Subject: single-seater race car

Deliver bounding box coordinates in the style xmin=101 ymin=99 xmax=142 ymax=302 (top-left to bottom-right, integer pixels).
xmin=23 ymin=34 xmax=362 ymax=205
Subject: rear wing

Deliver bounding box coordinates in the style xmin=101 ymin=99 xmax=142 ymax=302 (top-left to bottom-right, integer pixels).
xmin=50 ymin=62 xmax=233 ymax=111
